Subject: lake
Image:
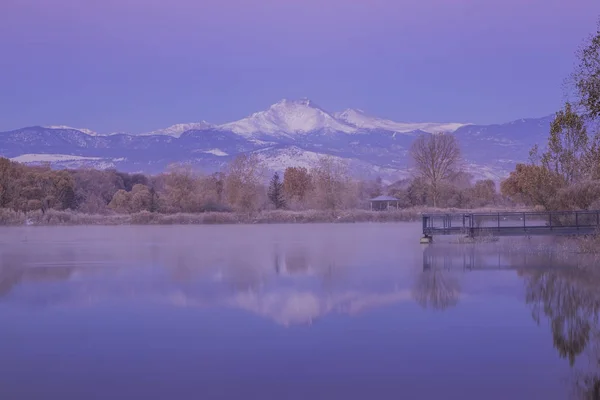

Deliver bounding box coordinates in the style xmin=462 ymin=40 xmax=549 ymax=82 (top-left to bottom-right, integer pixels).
xmin=0 ymin=223 xmax=599 ymax=400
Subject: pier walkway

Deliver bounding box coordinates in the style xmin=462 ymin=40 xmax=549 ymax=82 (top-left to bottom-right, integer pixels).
xmin=422 ymin=210 xmax=600 ymax=240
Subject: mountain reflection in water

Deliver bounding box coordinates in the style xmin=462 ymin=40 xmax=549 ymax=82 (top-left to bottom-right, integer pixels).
xmin=1 ymin=225 xmax=600 ymax=399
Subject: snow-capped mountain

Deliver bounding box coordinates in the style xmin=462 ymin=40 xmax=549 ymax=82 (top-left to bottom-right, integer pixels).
xmin=142 ymin=122 xmax=214 ymax=137
xmin=334 ymin=109 xmax=467 ymax=134
xmin=1 ymin=99 xmax=555 ymax=182
xmin=45 ymin=125 xmax=98 ymax=136
xmin=219 ymin=99 xmax=356 ymax=137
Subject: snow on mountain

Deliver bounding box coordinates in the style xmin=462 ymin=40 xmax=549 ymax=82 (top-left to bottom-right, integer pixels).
xmin=45 ymin=125 xmax=98 ymax=136
xmin=39 ymin=100 xmax=468 ymax=139
xmin=11 ymin=154 xmax=102 ymax=163
xmin=220 ymin=99 xmax=356 ymax=137
xmin=334 ymin=109 xmax=467 ymax=134
xmin=199 ymin=148 xmax=229 ymax=156
xmin=141 ymin=122 xmax=213 ymax=138
xmin=10 ymin=154 xmax=122 ymax=170
xmin=253 ymin=146 xmax=408 ymax=183
xmin=253 ymin=146 xmax=329 ymax=170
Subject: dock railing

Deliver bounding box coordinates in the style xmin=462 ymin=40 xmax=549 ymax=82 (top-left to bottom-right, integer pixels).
xmin=422 ymin=210 xmax=600 ymax=238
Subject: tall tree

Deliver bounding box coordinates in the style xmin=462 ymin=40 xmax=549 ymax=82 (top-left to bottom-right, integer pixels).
xmin=310 ymin=156 xmax=355 ymax=211
xmin=224 ymin=154 xmax=264 ymax=213
xmin=410 ymin=133 xmax=462 ymax=207
xmin=267 ymin=172 xmax=286 ymax=209
xmin=130 ymin=184 xmax=153 ymax=213
xmin=571 ymin=21 xmax=600 ymax=120
xmin=283 ymin=167 xmax=312 ymax=202
xmin=108 ymin=190 xmax=132 ymax=213
xmin=163 ymin=165 xmax=202 ymax=213
xmin=148 ymin=187 xmax=159 ymax=213
xmin=540 ymin=103 xmax=589 ymax=185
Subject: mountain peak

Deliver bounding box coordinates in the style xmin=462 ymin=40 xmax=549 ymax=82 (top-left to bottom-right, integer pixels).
xmin=219 ymin=99 xmax=355 ymax=137
xmin=272 ymin=98 xmax=319 ymax=109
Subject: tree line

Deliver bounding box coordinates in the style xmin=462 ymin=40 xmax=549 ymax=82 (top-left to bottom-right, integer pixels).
xmin=0 ymin=147 xmax=505 ymax=216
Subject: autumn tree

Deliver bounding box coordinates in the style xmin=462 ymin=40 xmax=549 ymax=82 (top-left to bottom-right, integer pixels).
xmin=0 ymin=158 xmax=20 ymax=209
xmin=130 ymin=184 xmax=154 ymax=213
xmin=267 ymin=172 xmax=286 ymax=209
xmin=283 ymin=167 xmax=312 ymax=205
xmin=224 ymin=154 xmax=264 ymax=213
xmin=108 ymin=190 xmax=132 ymax=213
xmin=163 ymin=165 xmax=203 ymax=213
xmin=410 ymin=133 xmax=462 ymax=207
xmin=52 ymin=170 xmax=76 ymax=210
xmin=500 ymin=163 xmax=565 ymax=210
xmin=309 ymin=156 xmax=356 ymax=211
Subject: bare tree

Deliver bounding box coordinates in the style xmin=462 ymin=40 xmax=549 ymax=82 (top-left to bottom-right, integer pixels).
xmin=224 ymin=154 xmax=264 ymax=213
xmin=309 ymin=156 xmax=356 ymax=211
xmin=410 ymin=133 xmax=462 ymax=207
xmin=163 ymin=164 xmax=203 ymax=213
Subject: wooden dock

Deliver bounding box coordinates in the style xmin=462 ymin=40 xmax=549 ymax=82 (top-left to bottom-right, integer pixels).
xmin=422 ymin=210 xmax=600 ymax=239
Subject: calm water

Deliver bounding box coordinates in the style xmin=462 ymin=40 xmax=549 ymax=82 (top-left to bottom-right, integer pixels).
xmin=0 ymin=223 xmax=599 ymax=400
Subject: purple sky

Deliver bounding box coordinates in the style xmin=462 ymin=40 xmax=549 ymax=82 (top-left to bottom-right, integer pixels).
xmin=1 ymin=0 xmax=599 ymax=133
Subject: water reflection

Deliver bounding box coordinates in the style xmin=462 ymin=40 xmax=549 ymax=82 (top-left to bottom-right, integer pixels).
xmin=412 ymin=269 xmax=461 ymax=310
xmin=2 ymin=226 xmax=600 ymax=398
xmin=524 ymin=268 xmax=600 ymax=365
xmin=421 ymin=243 xmax=600 ymax=399
xmin=519 ymin=267 xmax=600 ymax=399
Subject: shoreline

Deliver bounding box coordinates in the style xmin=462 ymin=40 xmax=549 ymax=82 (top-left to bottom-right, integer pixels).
xmin=0 ymin=207 xmax=528 ymax=226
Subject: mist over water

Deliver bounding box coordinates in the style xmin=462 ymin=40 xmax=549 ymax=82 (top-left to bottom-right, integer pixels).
xmin=0 ymin=224 xmax=599 ymax=399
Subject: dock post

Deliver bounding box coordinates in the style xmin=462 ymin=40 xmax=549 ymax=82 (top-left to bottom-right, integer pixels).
xmin=420 ymin=236 xmax=433 ymax=244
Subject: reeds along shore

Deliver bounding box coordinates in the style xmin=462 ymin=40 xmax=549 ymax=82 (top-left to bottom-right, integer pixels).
xmin=0 ymin=207 xmax=524 ymax=226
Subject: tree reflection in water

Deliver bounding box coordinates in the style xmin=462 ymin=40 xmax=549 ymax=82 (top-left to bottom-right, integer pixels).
xmin=520 ymin=262 xmax=600 ymax=399
xmin=412 ymin=269 xmax=461 ymax=310
xmin=0 ymin=252 xmax=74 ymax=298
xmin=571 ymin=329 xmax=600 ymax=400
xmin=420 ymin=241 xmax=600 ymax=398
xmin=524 ymin=269 xmax=600 ymax=365
xmin=414 ymin=244 xmax=469 ymax=311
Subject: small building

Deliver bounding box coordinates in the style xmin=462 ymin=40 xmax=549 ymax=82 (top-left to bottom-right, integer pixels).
xmin=369 ymin=195 xmax=401 ymax=211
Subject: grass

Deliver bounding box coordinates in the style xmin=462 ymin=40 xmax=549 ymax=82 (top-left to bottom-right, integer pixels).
xmin=576 ymin=228 xmax=600 ymax=254
xmin=0 ymin=206 xmax=525 ymax=226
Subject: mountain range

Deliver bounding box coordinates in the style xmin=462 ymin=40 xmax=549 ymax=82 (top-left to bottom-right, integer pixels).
xmin=0 ymin=99 xmax=553 ymax=182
